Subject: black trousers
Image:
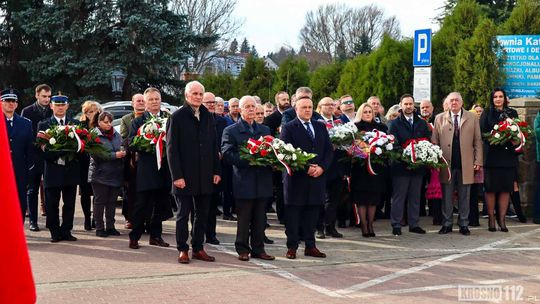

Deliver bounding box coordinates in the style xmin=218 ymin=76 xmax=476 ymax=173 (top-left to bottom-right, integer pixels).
xmin=222 ymin=165 xmax=235 ymax=215
xmin=27 ymin=159 xmax=44 ymax=225
xmin=206 ymin=191 xmax=221 ymax=240
xmin=235 ymin=198 xmax=267 ymax=255
xmin=272 ymin=171 xmax=285 ymax=222
xmin=175 ymin=194 xmax=210 ymax=252
xmin=45 ymin=185 xmax=77 ymax=238
xmin=285 ymin=205 xmax=320 ymax=250
xmin=317 ymin=177 xmax=343 ymax=231
xmin=128 ymin=189 xmax=167 ymax=241
xmin=469 ymin=183 xmax=481 ymax=225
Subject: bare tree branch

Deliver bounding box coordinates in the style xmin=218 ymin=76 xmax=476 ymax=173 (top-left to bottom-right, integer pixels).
xmin=171 ymin=0 xmax=243 ymax=73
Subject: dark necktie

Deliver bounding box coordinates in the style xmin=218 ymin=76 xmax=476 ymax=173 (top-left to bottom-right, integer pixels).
xmin=453 ymin=114 xmax=459 ymax=137
xmin=8 ymin=119 xmax=13 ymax=127
xmin=59 ymin=119 xmax=64 ymax=126
xmin=408 ymin=117 xmax=413 ymax=126
xmin=304 ymin=122 xmax=314 ymax=140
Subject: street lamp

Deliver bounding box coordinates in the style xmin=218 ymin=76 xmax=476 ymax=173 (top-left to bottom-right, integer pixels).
xmin=110 ymin=70 xmax=126 ymax=101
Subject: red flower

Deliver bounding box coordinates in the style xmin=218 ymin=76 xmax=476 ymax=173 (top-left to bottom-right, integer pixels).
xmin=263 ymin=135 xmax=274 ymax=142
xmin=95 ymin=137 xmax=100 ymax=143
xmin=518 ymin=121 xmax=528 ymax=127
xmin=260 ymin=149 xmax=268 ymax=157
xmin=250 ymin=146 xmax=258 ymax=154
xmin=499 ymin=124 xmax=507 ymax=131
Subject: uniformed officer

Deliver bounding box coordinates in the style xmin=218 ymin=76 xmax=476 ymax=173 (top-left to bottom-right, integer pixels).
xmin=37 ymin=94 xmax=80 ymax=242
xmin=1 ymin=89 xmax=33 ymax=220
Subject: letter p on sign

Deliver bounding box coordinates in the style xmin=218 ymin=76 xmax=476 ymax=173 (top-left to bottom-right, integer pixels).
xmin=413 ymin=29 xmax=432 ymax=67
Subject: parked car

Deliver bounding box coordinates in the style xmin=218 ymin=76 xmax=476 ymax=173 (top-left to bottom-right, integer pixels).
xmin=75 ymin=100 xmax=179 ymax=121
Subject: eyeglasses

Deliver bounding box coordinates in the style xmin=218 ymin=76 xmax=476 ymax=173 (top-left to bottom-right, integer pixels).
xmin=203 ymin=100 xmax=216 ymax=104
xmin=341 ymin=100 xmax=353 ymax=105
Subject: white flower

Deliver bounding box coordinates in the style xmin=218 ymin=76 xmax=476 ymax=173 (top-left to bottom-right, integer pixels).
xmin=292 ymin=154 xmax=297 ymax=160
xmin=493 ymin=125 xmax=499 ymax=130
xmin=506 ymin=118 xmax=513 ymax=123
xmin=45 ymin=128 xmax=50 ymax=133
xmin=510 ymin=125 xmax=518 ymax=132
xmin=494 ymin=133 xmax=501 ymax=138
xmin=49 ymin=138 xmax=56 ymax=145
xmin=68 ymin=132 xmax=74 ymax=138
xmin=374 ymin=147 xmax=382 ymax=155
xmin=376 ymin=139 xmax=385 ymax=146
xmin=277 ymin=153 xmax=284 ymax=161
xmin=386 ymin=143 xmax=393 ymax=151
xmin=285 ymin=143 xmax=295 ymax=152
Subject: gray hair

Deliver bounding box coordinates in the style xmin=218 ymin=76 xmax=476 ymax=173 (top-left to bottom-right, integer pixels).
xmin=185 ymin=81 xmax=205 ymax=95
xmin=239 ymin=95 xmax=255 ymax=109
xmin=295 ymin=87 xmax=312 ymax=98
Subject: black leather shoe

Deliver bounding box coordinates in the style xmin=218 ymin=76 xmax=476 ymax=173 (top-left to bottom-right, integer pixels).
xmin=149 ymin=238 xmax=170 ymax=247
xmin=392 ymin=228 xmax=402 ymax=236
xmin=29 ymin=224 xmax=40 ymax=232
xmin=106 ymin=228 xmax=121 ymax=236
xmin=409 ymin=227 xmax=426 ymax=234
xmin=264 ymin=236 xmax=274 ymax=244
xmin=50 ymin=236 xmax=62 ymax=243
xmin=222 ymin=214 xmax=237 ymax=221
xmin=206 ymin=237 xmax=220 ymax=245
xmin=62 ymin=234 xmax=78 ymax=241
xmin=316 ymin=230 xmax=326 ymax=239
xmin=96 ymin=229 xmax=109 ymax=237
xmin=459 ymin=226 xmax=471 ymax=235
xmin=438 ymin=226 xmax=452 ymax=234
xmin=326 ymin=229 xmax=343 ymax=238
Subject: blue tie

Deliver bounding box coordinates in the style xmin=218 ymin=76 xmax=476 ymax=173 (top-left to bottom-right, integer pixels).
xmin=304 ymin=122 xmax=314 ymax=140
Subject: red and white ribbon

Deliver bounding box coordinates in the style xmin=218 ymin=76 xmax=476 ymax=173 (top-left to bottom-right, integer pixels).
xmin=155 ymin=132 xmax=166 ymax=170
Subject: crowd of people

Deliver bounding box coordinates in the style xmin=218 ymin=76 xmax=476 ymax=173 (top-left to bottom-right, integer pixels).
xmin=1 ymin=82 xmax=531 ymax=263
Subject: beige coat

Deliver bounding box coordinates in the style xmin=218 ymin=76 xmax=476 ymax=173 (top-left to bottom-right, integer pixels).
xmin=432 ymin=110 xmax=483 ymax=184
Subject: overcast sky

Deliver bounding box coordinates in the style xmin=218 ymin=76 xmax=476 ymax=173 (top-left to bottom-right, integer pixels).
xmin=234 ymin=0 xmax=446 ymax=55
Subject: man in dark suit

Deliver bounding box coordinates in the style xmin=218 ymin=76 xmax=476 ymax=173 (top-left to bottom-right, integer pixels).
xmin=167 ymin=81 xmax=221 ymax=264
xmin=263 ymin=91 xmax=290 ymax=223
xmin=201 ymin=91 xmax=228 ymax=245
xmin=37 ymin=94 xmax=80 ymax=242
xmin=388 ymin=94 xmax=430 ymax=236
xmin=2 ymin=89 xmax=33 ymax=220
xmin=119 ymin=93 xmax=145 ymax=229
xmin=280 ymin=95 xmax=333 ymax=259
xmin=281 ymin=88 xmax=323 ymax=126
xmin=127 ymin=88 xmax=171 ymax=250
xmin=21 ymin=84 xmax=52 ymax=231
xmin=315 ymin=97 xmax=345 ymax=239
xmin=222 ymin=95 xmax=275 ymax=261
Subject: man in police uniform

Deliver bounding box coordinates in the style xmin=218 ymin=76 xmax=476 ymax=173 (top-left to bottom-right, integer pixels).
xmin=1 ymin=89 xmax=33 ymax=220
xmin=37 ymin=94 xmax=80 ymax=242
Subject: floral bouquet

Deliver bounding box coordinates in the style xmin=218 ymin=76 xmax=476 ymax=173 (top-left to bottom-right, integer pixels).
xmin=361 ymin=129 xmax=401 ymax=175
xmin=401 ymin=138 xmax=447 ymax=170
xmin=328 ymin=122 xmax=358 ymax=150
xmin=130 ymin=116 xmax=168 ymax=169
xmin=36 ymin=124 xmax=108 ymax=161
xmin=240 ymin=135 xmax=317 ymax=175
xmin=483 ymin=117 xmax=533 ymax=152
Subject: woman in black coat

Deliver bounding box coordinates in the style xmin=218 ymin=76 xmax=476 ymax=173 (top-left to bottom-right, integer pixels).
xmin=350 ymin=103 xmax=388 ymax=237
xmin=480 ymin=88 xmax=519 ymax=232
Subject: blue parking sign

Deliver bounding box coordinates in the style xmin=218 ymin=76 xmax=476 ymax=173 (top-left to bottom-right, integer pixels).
xmin=413 ymin=29 xmax=432 ymax=67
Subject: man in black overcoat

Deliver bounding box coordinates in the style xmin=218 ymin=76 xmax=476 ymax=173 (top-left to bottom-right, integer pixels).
xmin=280 ymin=95 xmax=333 ymax=260
xmin=167 ymin=81 xmax=221 ymax=264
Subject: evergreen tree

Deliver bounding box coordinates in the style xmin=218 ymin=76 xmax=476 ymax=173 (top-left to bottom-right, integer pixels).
xmin=454 ymin=19 xmax=501 ymax=107
xmin=201 ymin=72 xmax=236 ymax=99
xmin=271 ymin=57 xmax=310 ymax=95
xmin=229 ymin=38 xmax=238 ymax=54
xmin=250 ymin=45 xmax=259 ymax=58
xmin=309 ymin=61 xmax=343 ymax=102
xmin=240 ymin=38 xmax=250 ymax=54
xmin=500 ymin=0 xmax=540 ymax=34
xmin=233 ymin=56 xmax=274 ymax=99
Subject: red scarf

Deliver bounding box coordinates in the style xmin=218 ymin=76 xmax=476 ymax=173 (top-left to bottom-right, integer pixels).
xmin=100 ymin=127 xmax=115 ymax=141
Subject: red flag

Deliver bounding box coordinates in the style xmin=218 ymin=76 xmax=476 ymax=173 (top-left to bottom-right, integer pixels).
xmin=0 ymin=112 xmax=36 ymax=303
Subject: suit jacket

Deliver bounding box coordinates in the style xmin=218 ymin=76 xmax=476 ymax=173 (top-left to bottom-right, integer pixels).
xmin=5 ymin=113 xmax=34 ymax=194
xmin=38 ymin=116 xmax=81 ymax=188
xmin=21 ymin=102 xmax=51 ymax=172
xmin=388 ymin=111 xmax=430 ymax=176
xmin=166 ymin=105 xmax=221 ymax=196
xmin=129 ymin=111 xmax=171 ymax=192
xmin=221 ymin=119 xmax=273 ymax=199
xmin=280 ymin=117 xmax=333 ymax=206
xmin=432 ymin=110 xmax=483 ymax=184
xmin=263 ymin=109 xmax=283 ymax=136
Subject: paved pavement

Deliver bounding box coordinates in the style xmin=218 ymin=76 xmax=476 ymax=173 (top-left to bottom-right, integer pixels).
xmin=27 ymin=204 xmax=540 ymax=304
